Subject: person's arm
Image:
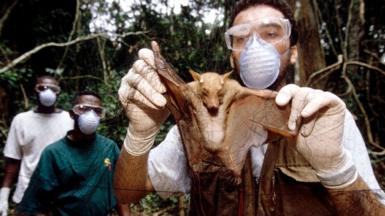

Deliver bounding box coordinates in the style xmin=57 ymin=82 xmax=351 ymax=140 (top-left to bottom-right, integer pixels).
xmin=0 ymin=158 xmax=20 ymax=216
xmin=116 ymin=203 xmax=131 ymax=216
xmin=276 ymin=84 xmax=385 ymax=214
xmin=1 ymin=157 xmax=21 ymax=188
xmin=342 ymin=111 xmax=385 ymax=200
xmin=114 ymin=126 xmax=192 ymax=204
xmin=1 ymin=115 xmax=23 ymax=216
xmin=114 ymin=149 xmax=154 ymax=204
xmin=114 ymin=151 xmax=153 ymax=204
xmin=114 ymin=48 xmax=169 ymax=203
xmin=327 ymin=176 xmax=385 ymax=215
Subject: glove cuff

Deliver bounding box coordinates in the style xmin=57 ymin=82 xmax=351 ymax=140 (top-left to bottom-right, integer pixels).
xmin=0 ymin=187 xmax=11 ymax=202
xmin=123 ymin=126 xmax=158 ymax=156
xmin=316 ymin=150 xmax=358 ymax=189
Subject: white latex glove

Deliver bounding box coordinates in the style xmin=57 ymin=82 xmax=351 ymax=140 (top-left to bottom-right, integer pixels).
xmin=0 ymin=187 xmax=10 ymax=216
xmin=276 ymin=84 xmax=357 ymax=188
xmin=118 ymin=48 xmax=170 ymax=156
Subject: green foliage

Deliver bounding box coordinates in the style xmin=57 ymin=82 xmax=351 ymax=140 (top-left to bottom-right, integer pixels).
xmin=95 ymin=70 xmax=128 ymax=145
xmin=130 ymin=193 xmax=189 ymax=215
xmin=122 ymin=1 xmax=230 ymax=80
xmin=0 ymin=68 xmax=33 ymax=88
xmin=134 ymin=193 xmax=175 ymax=214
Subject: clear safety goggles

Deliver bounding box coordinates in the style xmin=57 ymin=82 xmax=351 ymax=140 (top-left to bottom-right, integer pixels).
xmin=72 ymin=104 xmax=105 ymax=118
xmin=35 ymin=83 xmax=61 ymax=94
xmin=225 ymin=17 xmax=291 ymax=51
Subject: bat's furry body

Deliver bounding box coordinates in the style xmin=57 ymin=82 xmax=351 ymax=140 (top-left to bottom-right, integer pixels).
xmin=188 ymin=71 xmax=270 ymax=154
xmin=152 ymin=41 xmax=294 ymax=185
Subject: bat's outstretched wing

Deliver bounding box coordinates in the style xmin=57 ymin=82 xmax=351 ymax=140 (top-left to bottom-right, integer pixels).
xmin=219 ymin=94 xmax=296 ymax=179
xmin=151 ymin=40 xmax=297 ymax=179
xmin=151 ymin=41 xmax=188 ymax=121
xmin=152 ymin=41 xmax=208 ymax=167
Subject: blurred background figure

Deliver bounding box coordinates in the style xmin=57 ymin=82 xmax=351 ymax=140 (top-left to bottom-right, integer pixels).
xmin=17 ymin=91 xmax=129 ymax=215
xmin=0 ymin=75 xmax=73 ymax=216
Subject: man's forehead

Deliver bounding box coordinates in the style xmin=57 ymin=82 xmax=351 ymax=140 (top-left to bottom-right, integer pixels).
xmin=76 ymin=95 xmax=101 ymax=106
xmin=37 ymin=77 xmax=58 ymax=85
xmin=233 ymin=5 xmax=285 ymax=26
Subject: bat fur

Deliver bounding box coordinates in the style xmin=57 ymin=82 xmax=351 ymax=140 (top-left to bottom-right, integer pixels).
xmin=188 ymin=70 xmax=274 ymax=153
xmin=152 ymin=41 xmax=289 ymax=185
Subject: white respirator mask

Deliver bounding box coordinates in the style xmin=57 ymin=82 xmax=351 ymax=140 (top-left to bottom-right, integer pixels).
xmin=78 ymin=111 xmax=100 ymax=135
xmin=225 ymin=17 xmax=292 ymax=89
xmin=38 ymin=89 xmax=57 ymax=107
xmin=239 ymin=35 xmax=281 ymax=89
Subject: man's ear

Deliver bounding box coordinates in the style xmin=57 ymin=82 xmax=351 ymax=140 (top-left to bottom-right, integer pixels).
xmin=230 ymin=55 xmax=235 ymax=69
xmin=69 ymin=109 xmax=75 ymax=119
xmin=289 ymin=45 xmax=298 ymax=64
xmin=189 ymin=69 xmax=201 ymax=81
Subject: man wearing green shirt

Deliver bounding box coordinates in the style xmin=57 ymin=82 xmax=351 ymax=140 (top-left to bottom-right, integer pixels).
xmin=17 ymin=91 xmax=129 ymax=216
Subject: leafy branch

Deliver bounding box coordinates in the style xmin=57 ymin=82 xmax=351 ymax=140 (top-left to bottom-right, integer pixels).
xmin=0 ymin=31 xmax=148 ymax=74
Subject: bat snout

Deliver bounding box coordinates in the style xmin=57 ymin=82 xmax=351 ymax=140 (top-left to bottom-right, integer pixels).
xmin=207 ymin=106 xmax=218 ymax=116
xmin=204 ymin=102 xmax=219 ymax=115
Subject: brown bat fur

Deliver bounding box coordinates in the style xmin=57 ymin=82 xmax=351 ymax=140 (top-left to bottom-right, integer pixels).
xmin=188 ymin=70 xmax=275 ymax=153
xmin=187 ymin=70 xmax=281 ymax=184
xmin=152 ymin=41 xmax=293 ymax=185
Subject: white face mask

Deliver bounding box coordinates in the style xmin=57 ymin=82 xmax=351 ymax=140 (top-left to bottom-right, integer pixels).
xmin=38 ymin=89 xmax=57 ymax=107
xmin=239 ymin=35 xmax=281 ymax=89
xmin=78 ymin=111 xmax=100 ymax=135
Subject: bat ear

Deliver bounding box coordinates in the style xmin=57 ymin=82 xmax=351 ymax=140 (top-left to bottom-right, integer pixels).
xmin=223 ymin=71 xmax=233 ymax=80
xmin=189 ymin=69 xmax=201 ymax=81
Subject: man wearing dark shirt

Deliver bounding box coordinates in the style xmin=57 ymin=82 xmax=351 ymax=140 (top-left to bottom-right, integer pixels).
xmin=17 ymin=91 xmax=129 ymax=216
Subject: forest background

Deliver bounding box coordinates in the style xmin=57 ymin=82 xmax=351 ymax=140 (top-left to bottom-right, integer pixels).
xmin=0 ymin=0 xmax=384 ymax=215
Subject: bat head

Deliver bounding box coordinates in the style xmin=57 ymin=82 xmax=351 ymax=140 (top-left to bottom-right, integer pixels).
xmin=189 ymin=70 xmax=232 ymax=115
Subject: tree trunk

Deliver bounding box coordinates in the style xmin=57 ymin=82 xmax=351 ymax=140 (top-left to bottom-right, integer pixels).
xmin=294 ymin=0 xmax=326 ymax=87
xmin=345 ymin=0 xmax=365 ymax=61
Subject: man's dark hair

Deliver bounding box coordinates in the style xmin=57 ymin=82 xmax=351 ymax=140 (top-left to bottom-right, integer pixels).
xmin=72 ymin=91 xmax=102 ymax=105
xmin=230 ymin=0 xmax=298 ymax=46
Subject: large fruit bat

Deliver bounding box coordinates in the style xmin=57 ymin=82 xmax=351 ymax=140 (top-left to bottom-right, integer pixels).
xmin=151 ymin=41 xmax=297 ymax=184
